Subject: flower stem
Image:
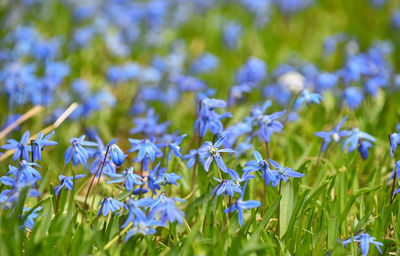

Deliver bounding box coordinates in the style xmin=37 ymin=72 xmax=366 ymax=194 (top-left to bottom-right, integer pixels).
xmin=390 ymin=171 xmax=397 ymax=205
xmin=84 ymin=144 xmax=111 ymax=206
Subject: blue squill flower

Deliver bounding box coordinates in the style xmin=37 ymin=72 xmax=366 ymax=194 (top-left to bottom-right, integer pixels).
xmin=2 ymin=130 xmax=31 ymax=161
xmin=158 ymin=134 xmax=186 ymax=166
xmin=182 ymin=149 xmax=198 ymax=169
xmin=236 ymin=57 xmax=267 ymax=86
xmin=107 ymin=167 xmax=144 ymax=191
xmin=109 ymin=144 xmax=126 ymax=166
xmin=247 ymin=100 xmax=285 ymax=143
xmin=154 ymin=169 xmax=182 ymax=186
xmin=389 ymin=132 xmax=400 ymax=157
xmin=124 ymin=216 xmax=163 ymax=241
xmin=130 ymin=108 xmax=169 ymax=137
xmin=341 ymin=232 xmax=383 ymax=255
xmin=90 ymin=136 xmax=117 ymax=177
xmin=388 ymin=161 xmax=400 ymax=184
xmin=344 ymin=87 xmax=364 ymax=109
xmin=128 ymin=138 xmax=163 ymax=162
xmin=228 ymin=84 xmax=252 ymax=106
xmin=223 ymin=20 xmax=242 ymax=49
xmin=54 ymin=174 xmax=86 ymax=196
xmin=149 ymin=194 xmax=185 ymax=225
xmin=223 ymin=181 xmax=261 ymax=226
xmin=198 ymin=136 xmax=236 ymax=173
xmin=194 ymin=98 xmax=230 ymax=137
xmin=175 ymin=76 xmax=207 ymax=92
xmin=22 ymin=206 xmax=42 ymax=230
xmin=190 ymin=53 xmax=219 ymax=74
xmin=243 ymin=151 xmax=275 ymax=185
xmin=269 ymin=159 xmax=304 ymax=186
xmin=122 ymin=198 xmax=155 ymax=229
xmin=342 ymin=128 xmax=375 ymax=153
xmin=212 ymin=178 xmax=242 ymax=197
xmin=64 ymin=135 xmax=97 ymax=166
xmin=314 ymin=116 xmax=348 ymax=152
xmin=293 ymin=89 xmax=323 ymax=110
xmin=4 ymin=161 xmax=42 ymax=186
xmin=31 ymin=131 xmax=57 ymax=162
xmin=358 ymin=141 xmax=373 ymax=160
xmin=98 ymin=197 xmax=127 ymax=216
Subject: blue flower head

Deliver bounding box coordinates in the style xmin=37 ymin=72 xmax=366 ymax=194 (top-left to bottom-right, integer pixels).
xmin=269 ymin=159 xmax=304 ymax=186
xmin=2 ymin=130 xmax=31 ymax=161
xmin=158 ymin=134 xmax=186 ymax=166
xmin=194 ymin=98 xmax=230 ymax=137
xmin=344 ymin=87 xmax=364 ymax=109
xmin=223 ymin=20 xmax=242 ymax=49
xmin=358 ymin=141 xmax=373 ymax=160
xmin=64 ymin=135 xmax=97 ymax=166
xmin=109 ymin=143 xmax=126 ymax=166
xmin=314 ymin=116 xmax=348 ymax=152
xmin=149 ymin=194 xmax=185 ymax=225
xmin=236 ymin=57 xmax=267 ymax=86
xmin=107 ymin=167 xmax=144 ymax=191
xmin=22 ymin=206 xmax=43 ymax=230
xmin=243 ymin=151 xmax=275 ymax=185
xmin=389 ymin=132 xmax=400 ymax=157
xmin=212 ymin=177 xmax=242 ymax=197
xmin=54 ymin=174 xmax=86 ymax=196
xmin=31 ymin=131 xmax=57 ymax=162
xmin=198 ymin=136 xmax=236 ymax=173
xmin=341 ymin=232 xmax=383 ymax=256
xmin=182 ymin=149 xmax=198 ymax=169
xmin=128 ymin=138 xmax=163 ymax=163
xmin=293 ymin=89 xmax=323 ymax=110
xmin=98 ymin=197 xmax=127 ymax=216
xmin=1 ymin=161 xmax=41 ymax=187
xmin=190 ymin=53 xmax=219 ymax=74
xmin=342 ymin=128 xmax=375 ymax=153
xmin=224 ymin=181 xmax=261 ymax=226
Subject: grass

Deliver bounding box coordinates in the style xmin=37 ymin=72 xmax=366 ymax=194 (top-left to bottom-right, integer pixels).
xmin=0 ymin=0 xmax=400 ymax=255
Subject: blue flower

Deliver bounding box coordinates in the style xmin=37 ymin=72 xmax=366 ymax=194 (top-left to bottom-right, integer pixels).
xmin=154 ymin=169 xmax=182 ymax=186
xmin=64 ymin=135 xmax=97 ymax=166
xmin=358 ymin=141 xmax=373 ymax=160
xmin=247 ymin=100 xmax=286 ymax=143
xmin=182 ymin=149 xmax=198 ymax=169
xmin=342 ymin=128 xmax=375 ymax=153
xmin=90 ymin=136 xmax=117 ymax=177
xmin=314 ymin=116 xmax=348 ymax=152
xmin=236 ymin=57 xmax=267 ymax=86
xmin=344 ymin=87 xmax=364 ymax=109
xmin=341 ymin=232 xmax=383 ymax=256
xmin=212 ymin=178 xmax=242 ymax=197
xmin=194 ymin=98 xmax=230 ymax=137
xmin=31 ymin=131 xmax=57 ymax=162
xmin=2 ymin=130 xmax=31 ymax=161
xmin=228 ymin=84 xmax=251 ymax=107
xmin=107 ymin=167 xmax=144 ymax=191
xmin=388 ymin=161 xmax=400 ymax=184
xmin=125 ymin=216 xmax=163 ymax=241
xmin=223 ymin=20 xmax=242 ymax=49
xmin=54 ymin=174 xmax=86 ymax=196
xmin=22 ymin=206 xmax=42 ymax=230
xmin=389 ymin=132 xmax=400 ymax=157
xmin=98 ymin=197 xmax=127 ymax=216
xmin=130 ymin=108 xmax=169 ymax=137
xmin=293 ymin=89 xmax=323 ymax=110
xmin=128 ymin=138 xmax=163 ymax=162
xmin=1 ymin=161 xmax=41 ymax=187
xmin=243 ymin=150 xmax=276 ymax=185
xmin=269 ymin=159 xmax=304 ymax=186
xmin=158 ymin=134 xmax=186 ymax=166
xmin=190 ymin=53 xmax=219 ymax=74
xmin=109 ymin=144 xmax=126 ymax=166
xmin=198 ymin=136 xmax=236 ymax=173
xmin=224 ymin=181 xmax=261 ymax=226
xmin=175 ymin=76 xmax=207 ymax=92
xmin=149 ymin=194 xmax=185 ymax=225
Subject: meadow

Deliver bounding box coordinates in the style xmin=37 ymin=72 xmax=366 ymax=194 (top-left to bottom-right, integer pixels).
xmin=0 ymin=0 xmax=400 ymax=255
